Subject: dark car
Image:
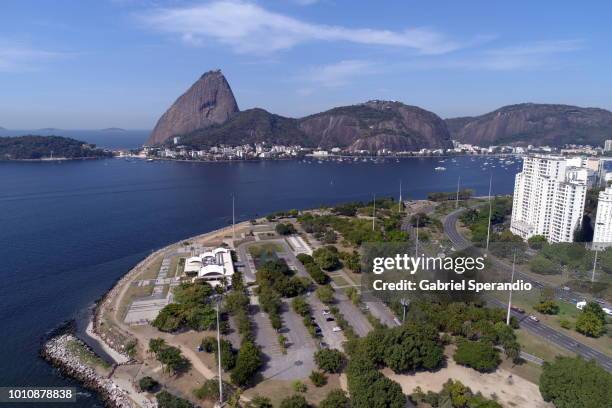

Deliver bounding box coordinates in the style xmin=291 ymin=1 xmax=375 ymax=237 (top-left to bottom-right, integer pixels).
xmin=325 ymin=317 xmax=335 ymax=322
xmin=511 ymin=306 xmax=525 ymax=314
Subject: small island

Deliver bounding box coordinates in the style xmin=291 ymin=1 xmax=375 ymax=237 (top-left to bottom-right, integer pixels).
xmin=0 ymin=135 xmax=112 ymax=160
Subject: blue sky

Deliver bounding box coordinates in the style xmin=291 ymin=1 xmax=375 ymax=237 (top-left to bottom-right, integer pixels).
xmin=1 ymin=0 xmax=611 ymax=129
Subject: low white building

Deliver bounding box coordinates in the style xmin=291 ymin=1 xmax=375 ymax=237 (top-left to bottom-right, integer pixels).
xmin=593 ymin=186 xmax=612 ymax=249
xmin=184 ymin=247 xmax=235 ymax=287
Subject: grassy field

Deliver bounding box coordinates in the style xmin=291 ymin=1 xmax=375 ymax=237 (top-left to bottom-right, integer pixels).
xmin=244 ymin=374 xmax=341 ymax=407
xmin=249 ymin=242 xmax=283 ymax=267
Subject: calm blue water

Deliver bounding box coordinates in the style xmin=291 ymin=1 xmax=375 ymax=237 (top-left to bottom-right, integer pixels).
xmin=0 ymin=156 xmax=520 ymax=406
xmin=0 ymin=129 xmax=148 ymax=150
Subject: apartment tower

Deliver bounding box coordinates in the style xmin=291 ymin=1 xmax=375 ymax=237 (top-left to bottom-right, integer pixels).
xmin=510 ymin=155 xmax=588 ymax=243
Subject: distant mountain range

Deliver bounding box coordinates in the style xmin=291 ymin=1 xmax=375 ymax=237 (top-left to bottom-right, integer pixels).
xmin=146 ymin=70 xmax=612 ymax=149
xmin=100 ymin=127 xmax=126 ymax=132
xmin=446 ymin=104 xmax=612 ymax=147
xmin=147 ymin=70 xmax=452 ymax=151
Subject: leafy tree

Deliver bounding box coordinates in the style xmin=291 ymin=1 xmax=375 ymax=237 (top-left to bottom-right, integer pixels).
xmin=152 ymin=281 xmax=216 ymax=332
xmin=291 ymin=296 xmax=311 ymax=317
xmin=527 ymin=235 xmax=547 ymax=250
xmin=230 ymin=340 xmax=262 ymax=386
xmin=245 ymin=395 xmax=273 ymax=408
xmin=540 ymin=356 xmax=612 ymax=408
xmin=534 ymin=299 xmax=560 ymax=315
xmin=138 ymin=376 xmax=158 ymax=392
xmin=583 ymin=301 xmax=606 ymax=322
xmin=312 ymin=247 xmax=341 ymax=271
xmin=322 ymin=229 xmax=337 ymax=244
xmin=453 ymin=340 xmax=500 ymax=372
xmin=156 ymin=345 xmax=191 ymax=374
xmin=279 ymin=395 xmax=309 ymax=408
xmin=316 ymin=285 xmax=335 ymax=304
xmin=156 ymin=390 xmax=194 ymax=408
xmin=529 ymin=255 xmax=559 ymax=275
xmin=347 ymin=356 xmax=406 ymax=408
xmin=358 ymin=322 xmax=444 ymax=373
xmin=149 ymin=338 xmax=167 ymax=354
xmin=297 ymin=253 xmax=329 ymax=284
xmin=224 ymin=290 xmax=249 ymax=314
xmin=292 ymin=380 xmax=307 ymax=393
xmin=314 ymin=349 xmax=345 ymax=373
xmin=319 ymin=389 xmax=349 ymax=408
xmin=576 ymin=309 xmax=606 ymax=337
xmin=276 ymin=223 xmax=297 ymax=235
xmin=309 ymin=370 xmax=327 ymax=387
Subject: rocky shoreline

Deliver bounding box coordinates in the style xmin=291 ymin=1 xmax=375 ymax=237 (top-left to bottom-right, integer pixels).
xmin=41 ymin=333 xmax=137 ymax=408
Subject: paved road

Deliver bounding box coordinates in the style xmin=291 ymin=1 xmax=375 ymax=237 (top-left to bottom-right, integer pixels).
xmin=443 ymin=207 xmax=612 ymax=371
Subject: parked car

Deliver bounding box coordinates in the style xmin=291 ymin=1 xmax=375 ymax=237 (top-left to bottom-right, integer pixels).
xmin=332 ymin=326 xmax=342 ymax=332
xmin=528 ymin=315 xmax=539 ymax=322
xmin=319 ymin=341 xmax=329 ymax=349
xmin=322 ymin=310 xmax=331 ymax=316
xmin=510 ymin=306 xmax=525 ymax=314
xmin=325 ymin=317 xmax=335 ymax=322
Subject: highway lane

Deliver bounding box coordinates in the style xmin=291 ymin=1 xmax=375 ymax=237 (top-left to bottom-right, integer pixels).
xmin=443 ymin=207 xmax=612 ymax=371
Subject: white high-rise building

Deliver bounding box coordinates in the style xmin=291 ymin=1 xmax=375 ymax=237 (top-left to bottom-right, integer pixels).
xmin=593 ymin=187 xmax=612 ymax=249
xmin=510 ymin=155 xmax=588 ymax=243
xmin=604 ymin=139 xmax=612 ymax=152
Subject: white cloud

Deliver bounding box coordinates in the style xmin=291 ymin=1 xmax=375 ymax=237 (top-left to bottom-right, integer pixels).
xmin=293 ymin=0 xmax=320 ymax=5
xmin=138 ymin=0 xmax=470 ymax=55
xmin=0 ymin=43 xmax=66 ymax=72
xmin=458 ymin=40 xmax=583 ymax=71
xmin=299 ymin=59 xmax=377 ymax=87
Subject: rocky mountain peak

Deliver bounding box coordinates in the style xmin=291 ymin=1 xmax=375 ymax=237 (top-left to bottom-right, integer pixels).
xmin=146 ymin=70 xmax=239 ymax=145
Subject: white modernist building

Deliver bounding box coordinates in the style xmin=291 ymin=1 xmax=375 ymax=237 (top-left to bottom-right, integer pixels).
xmin=510 ymin=155 xmax=588 ymax=243
xmin=184 ymin=247 xmax=235 ymax=287
xmin=593 ymin=186 xmax=612 ymax=249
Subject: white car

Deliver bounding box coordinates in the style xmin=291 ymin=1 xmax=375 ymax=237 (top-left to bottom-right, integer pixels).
xmin=603 ymin=307 xmax=612 ymax=316
xmin=332 ymin=326 xmax=342 ymax=332
xmin=528 ymin=315 xmax=539 ymax=322
xmin=322 ymin=310 xmax=331 ymax=316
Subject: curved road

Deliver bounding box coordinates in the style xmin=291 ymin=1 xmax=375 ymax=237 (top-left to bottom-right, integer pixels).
xmin=443 ymin=208 xmax=612 ymax=372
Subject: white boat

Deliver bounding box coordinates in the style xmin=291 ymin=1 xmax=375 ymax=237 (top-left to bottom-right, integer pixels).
xmin=434 ymin=166 xmax=446 ymax=171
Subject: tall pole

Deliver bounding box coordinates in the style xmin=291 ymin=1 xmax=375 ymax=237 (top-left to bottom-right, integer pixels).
xmin=415 ymin=216 xmax=419 ymax=259
xmin=232 ymin=194 xmax=235 ymax=242
xmin=455 ymin=176 xmax=461 ymax=208
xmin=485 ymin=174 xmax=493 ymax=253
xmin=216 ymin=299 xmax=223 ymax=406
xmin=592 ymin=249 xmax=599 ymax=283
xmin=506 ymin=252 xmax=516 ymax=325
xmin=372 ymin=193 xmax=376 ymax=231
xmin=399 ymin=180 xmax=402 ymax=213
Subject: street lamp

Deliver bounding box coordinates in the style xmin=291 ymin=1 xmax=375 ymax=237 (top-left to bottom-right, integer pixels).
xmin=212 ymin=294 xmax=225 ymax=408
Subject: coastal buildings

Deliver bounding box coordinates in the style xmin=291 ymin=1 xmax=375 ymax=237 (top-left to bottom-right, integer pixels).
xmin=593 ymin=186 xmax=612 ymax=249
xmin=184 ymin=247 xmax=235 ymax=287
xmin=510 ymin=155 xmax=589 ymax=243
xmin=605 ymin=139 xmax=612 ymax=152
